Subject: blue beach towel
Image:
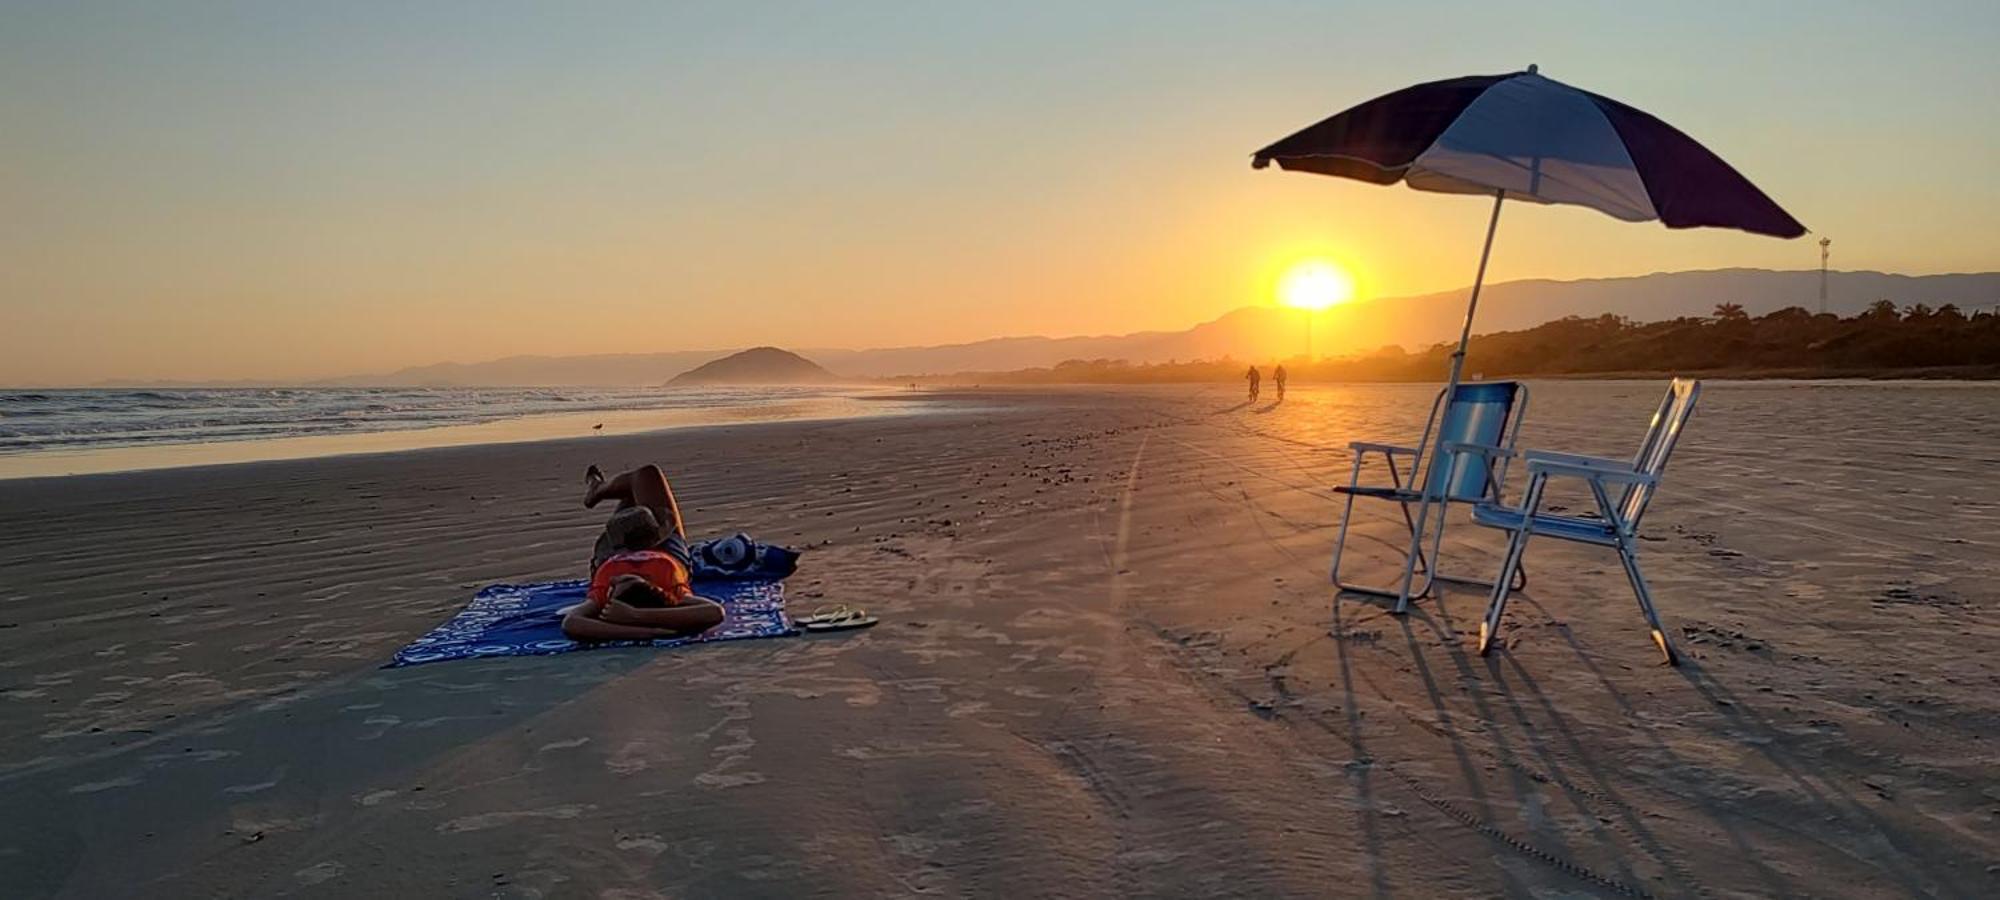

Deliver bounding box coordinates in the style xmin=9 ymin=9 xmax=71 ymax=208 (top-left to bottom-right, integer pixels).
xmin=388 ymin=577 xmax=796 ymax=668
xmin=391 ymin=535 xmax=804 ymax=668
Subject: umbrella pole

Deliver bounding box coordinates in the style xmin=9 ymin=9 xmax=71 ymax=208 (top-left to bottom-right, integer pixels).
xmin=1390 ymin=189 xmax=1505 ymax=614
xmin=1448 ymin=189 xmax=1507 ymax=385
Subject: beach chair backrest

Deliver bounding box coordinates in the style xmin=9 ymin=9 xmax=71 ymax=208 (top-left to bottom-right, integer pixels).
xmin=1423 ymin=380 xmax=1523 ymax=502
xmin=1618 ymin=378 xmax=1702 ymax=529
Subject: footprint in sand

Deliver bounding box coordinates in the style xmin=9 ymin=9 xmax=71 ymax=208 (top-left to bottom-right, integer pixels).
xmin=68 ymin=775 xmax=141 ymax=794
xmin=693 ymin=769 xmax=767 ymax=789
xmin=224 ymin=772 xmax=283 ymax=794
xmin=606 ymin=741 xmax=650 ymax=775
xmin=599 ymin=890 xmax=670 ymax=900
xmin=143 ymin=748 xmax=236 ymax=765
xmin=614 ymin=833 xmax=670 ymax=855
xmin=946 ymin=701 xmax=990 ymax=718
xmin=437 ymin=804 xmax=590 ymax=834
xmin=295 ymin=861 xmax=344 ymax=885
xmin=356 ymin=715 xmax=400 ymax=741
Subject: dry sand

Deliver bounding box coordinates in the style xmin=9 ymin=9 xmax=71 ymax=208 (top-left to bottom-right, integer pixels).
xmin=1 ymin=382 xmax=1996 ymax=898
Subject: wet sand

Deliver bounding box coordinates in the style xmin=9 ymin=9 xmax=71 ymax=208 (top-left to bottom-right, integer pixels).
xmin=1 ymin=382 xmax=1996 ymax=898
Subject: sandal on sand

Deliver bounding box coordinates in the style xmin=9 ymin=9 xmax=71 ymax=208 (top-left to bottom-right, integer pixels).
xmin=791 ymin=604 xmax=852 ymax=627
xmin=804 ymin=608 xmax=879 ymax=633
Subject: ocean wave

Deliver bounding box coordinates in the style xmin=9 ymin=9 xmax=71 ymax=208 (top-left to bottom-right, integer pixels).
xmin=0 ymin=386 xmax=846 ymax=455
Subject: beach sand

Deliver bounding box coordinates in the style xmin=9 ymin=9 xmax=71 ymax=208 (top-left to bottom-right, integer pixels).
xmin=1 ymin=382 xmax=1996 ymax=898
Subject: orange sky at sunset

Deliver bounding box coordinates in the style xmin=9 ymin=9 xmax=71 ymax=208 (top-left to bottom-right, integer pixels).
xmin=3 ymin=3 xmax=1996 ymax=384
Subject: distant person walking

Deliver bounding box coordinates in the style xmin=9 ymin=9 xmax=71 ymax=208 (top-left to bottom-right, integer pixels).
xmin=1245 ymin=365 xmax=1261 ymax=402
xmin=1273 ymin=365 xmax=1288 ymax=402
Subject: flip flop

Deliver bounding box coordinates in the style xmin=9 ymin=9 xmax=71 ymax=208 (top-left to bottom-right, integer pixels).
xmin=790 ymin=604 xmax=851 ymax=627
xmin=804 ymin=608 xmax=879 ymax=633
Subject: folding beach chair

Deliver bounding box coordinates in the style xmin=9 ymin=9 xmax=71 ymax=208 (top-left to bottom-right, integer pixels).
xmin=1330 ymin=380 xmax=1528 ymax=614
xmin=1466 ymin=379 xmax=1702 ymax=665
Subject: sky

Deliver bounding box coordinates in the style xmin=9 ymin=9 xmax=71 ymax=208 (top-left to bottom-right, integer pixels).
xmin=3 ymin=1 xmax=1997 ymax=385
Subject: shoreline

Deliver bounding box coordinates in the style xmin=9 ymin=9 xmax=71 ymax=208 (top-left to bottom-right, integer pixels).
xmin=0 ymin=388 xmax=950 ymax=481
xmin=10 ymin=376 xmax=1995 ymax=482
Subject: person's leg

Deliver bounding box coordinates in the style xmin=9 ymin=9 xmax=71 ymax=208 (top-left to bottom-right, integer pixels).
xmin=621 ymin=464 xmax=685 ymax=538
xmin=584 ymin=464 xmax=637 ymax=509
xmin=584 ymin=465 xmax=686 ymax=536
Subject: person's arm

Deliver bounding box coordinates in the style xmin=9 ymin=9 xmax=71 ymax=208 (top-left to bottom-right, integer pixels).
xmin=562 ymin=608 xmax=684 ymax=642
xmin=600 ymin=597 xmax=724 ymax=634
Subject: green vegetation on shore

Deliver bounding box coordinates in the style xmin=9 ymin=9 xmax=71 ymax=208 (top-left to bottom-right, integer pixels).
xmin=898 ymin=302 xmax=2000 ymax=384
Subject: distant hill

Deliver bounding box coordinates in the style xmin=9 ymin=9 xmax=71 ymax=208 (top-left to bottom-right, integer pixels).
xmin=252 ymin=268 xmax=2000 ymax=387
xmin=666 ymin=347 xmax=839 ymax=386
xmin=804 ymin=305 xmax=1312 ymax=378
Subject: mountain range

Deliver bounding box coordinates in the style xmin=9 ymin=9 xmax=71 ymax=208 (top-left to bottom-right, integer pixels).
xmin=300 ymin=268 xmax=1998 ymax=386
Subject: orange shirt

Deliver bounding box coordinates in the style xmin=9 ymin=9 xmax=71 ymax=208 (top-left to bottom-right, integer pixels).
xmin=587 ymin=550 xmax=694 ymax=606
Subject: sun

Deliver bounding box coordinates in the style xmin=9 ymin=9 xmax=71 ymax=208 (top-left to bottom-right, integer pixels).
xmin=1279 ymin=260 xmax=1356 ymax=311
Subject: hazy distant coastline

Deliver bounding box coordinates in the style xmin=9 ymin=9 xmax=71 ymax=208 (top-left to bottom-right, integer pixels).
xmin=58 ymin=269 xmax=2000 ymax=389
xmin=897 ymin=303 xmax=2000 ymax=385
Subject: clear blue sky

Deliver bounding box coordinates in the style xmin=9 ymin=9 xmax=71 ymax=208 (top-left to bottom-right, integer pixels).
xmin=3 ymin=1 xmax=1996 ymax=383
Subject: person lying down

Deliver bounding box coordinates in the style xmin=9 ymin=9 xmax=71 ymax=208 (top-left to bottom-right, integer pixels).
xmin=561 ymin=464 xmax=725 ymax=642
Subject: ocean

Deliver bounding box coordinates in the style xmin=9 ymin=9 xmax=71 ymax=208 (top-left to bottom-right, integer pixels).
xmin=0 ymin=386 xmax=924 ymax=477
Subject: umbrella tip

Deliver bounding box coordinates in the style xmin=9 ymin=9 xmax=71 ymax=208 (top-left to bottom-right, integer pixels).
xmin=1526 ymin=63 xmax=1539 ymax=75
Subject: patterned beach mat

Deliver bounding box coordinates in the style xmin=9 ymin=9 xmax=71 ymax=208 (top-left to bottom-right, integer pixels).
xmin=388 ymin=578 xmax=795 ymax=668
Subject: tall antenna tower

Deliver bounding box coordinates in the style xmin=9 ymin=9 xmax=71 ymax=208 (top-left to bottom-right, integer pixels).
xmin=1818 ymin=237 xmax=1832 ymax=315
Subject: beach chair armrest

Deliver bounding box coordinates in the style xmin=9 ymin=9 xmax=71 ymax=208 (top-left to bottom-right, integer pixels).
xmin=1440 ymin=441 xmax=1514 ymax=460
xmin=1348 ymin=441 xmax=1416 ymax=456
xmin=1523 ymin=450 xmax=1628 ymax=471
xmin=1525 ymin=458 xmax=1656 ymax=485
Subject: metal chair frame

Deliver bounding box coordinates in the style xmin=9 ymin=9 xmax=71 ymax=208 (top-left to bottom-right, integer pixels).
xmin=1466 ymin=379 xmax=1703 ymax=665
xmin=1330 ymin=381 xmax=1530 ymax=613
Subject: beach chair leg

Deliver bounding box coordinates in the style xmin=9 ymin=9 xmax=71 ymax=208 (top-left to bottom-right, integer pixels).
xmin=1424 ymin=496 xmax=1450 ymax=587
xmin=1329 ymin=503 xmax=1362 ymax=588
xmin=1331 ymin=506 xmax=1436 ymax=602
xmin=1478 ymin=472 xmax=1548 ymax=656
xmin=1330 ymin=474 xmax=1435 ymax=602
xmin=1329 ymin=456 xmax=1365 ymax=588
xmin=1477 ymin=525 xmax=1531 ymax=656
xmin=1614 ymin=541 xmax=1678 ymax=666
xmin=1396 ymin=497 xmax=1434 ymax=578
xmin=1391 ymin=496 xmax=1438 ymax=615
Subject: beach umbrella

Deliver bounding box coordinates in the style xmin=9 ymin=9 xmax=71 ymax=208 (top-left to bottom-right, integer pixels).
xmin=1254 ymin=65 xmax=1803 ymax=377
xmin=1253 ymin=65 xmax=1802 ymax=603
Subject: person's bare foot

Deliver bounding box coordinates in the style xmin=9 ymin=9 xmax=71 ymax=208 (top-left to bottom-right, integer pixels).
xmin=583 ymin=464 xmax=605 ymax=507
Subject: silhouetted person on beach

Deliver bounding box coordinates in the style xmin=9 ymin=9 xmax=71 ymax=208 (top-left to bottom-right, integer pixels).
xmin=562 ymin=464 xmax=724 ymax=641
xmin=1273 ymin=365 xmax=1287 ymax=402
xmin=1245 ymin=366 xmax=1261 ymax=402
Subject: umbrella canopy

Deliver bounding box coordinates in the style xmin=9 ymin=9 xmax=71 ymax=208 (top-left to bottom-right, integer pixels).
xmin=1252 ymin=66 xmax=1805 ymax=238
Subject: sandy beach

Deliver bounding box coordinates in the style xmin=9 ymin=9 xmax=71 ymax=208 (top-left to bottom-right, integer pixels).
xmin=2 ymin=382 xmax=1997 ymax=898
